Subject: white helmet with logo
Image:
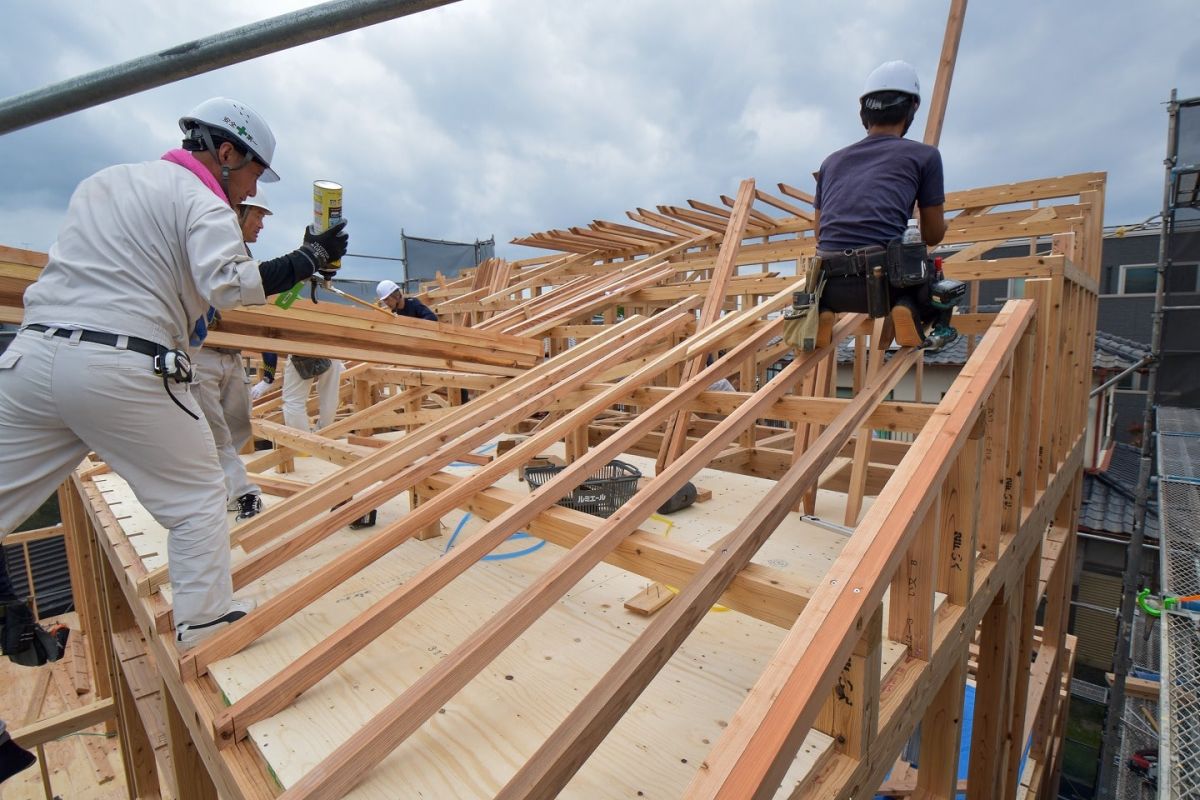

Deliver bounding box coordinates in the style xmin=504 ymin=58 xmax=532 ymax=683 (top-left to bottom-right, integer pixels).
xmin=860 ymin=60 xmax=921 ymax=104
xmin=240 ymin=190 xmax=273 ymax=215
xmin=179 ymin=97 xmax=279 ymax=182
xmin=376 ymin=279 xmax=402 ymax=301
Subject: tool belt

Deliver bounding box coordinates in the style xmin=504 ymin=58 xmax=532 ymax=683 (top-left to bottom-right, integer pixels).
xmin=815 ymin=246 xmax=888 ymax=279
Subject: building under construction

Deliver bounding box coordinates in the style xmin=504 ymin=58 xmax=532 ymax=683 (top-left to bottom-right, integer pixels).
xmin=0 ymin=3 xmax=1133 ymax=800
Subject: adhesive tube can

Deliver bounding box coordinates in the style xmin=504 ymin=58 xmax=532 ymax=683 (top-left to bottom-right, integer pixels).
xmin=312 ymin=180 xmax=344 ymax=269
xmin=276 ymin=180 xmax=344 ymax=309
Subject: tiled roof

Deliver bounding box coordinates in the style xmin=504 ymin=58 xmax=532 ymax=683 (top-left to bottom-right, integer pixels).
xmin=1080 ymin=472 xmax=1160 ymax=539
xmin=833 ymin=325 xmax=1150 ymax=370
xmin=1094 ymin=331 xmax=1150 ymax=371
xmin=1080 ymin=442 xmax=1159 ymax=539
xmin=1106 ymin=441 xmax=1146 ymax=488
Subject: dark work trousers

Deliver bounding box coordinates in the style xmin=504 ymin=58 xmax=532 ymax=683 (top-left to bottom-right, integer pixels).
xmin=820 ymin=274 xmax=937 ymax=323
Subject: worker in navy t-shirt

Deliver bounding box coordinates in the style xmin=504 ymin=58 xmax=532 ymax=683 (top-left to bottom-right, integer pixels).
xmin=812 ymin=60 xmax=947 ymax=347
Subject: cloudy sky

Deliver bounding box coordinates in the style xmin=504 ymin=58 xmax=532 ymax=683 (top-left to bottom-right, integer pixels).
xmin=1 ymin=0 xmax=1198 ymax=282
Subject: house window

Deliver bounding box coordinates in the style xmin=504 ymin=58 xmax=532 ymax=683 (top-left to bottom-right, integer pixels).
xmin=1117 ymin=371 xmax=1142 ymax=391
xmin=1118 ymin=264 xmax=1157 ymax=295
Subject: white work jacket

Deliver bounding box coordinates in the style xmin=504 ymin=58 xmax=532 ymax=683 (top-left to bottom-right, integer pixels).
xmin=22 ymin=159 xmax=266 ymax=349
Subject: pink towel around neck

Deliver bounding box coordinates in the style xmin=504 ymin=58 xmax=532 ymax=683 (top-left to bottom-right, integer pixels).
xmin=161 ymin=148 xmax=228 ymax=203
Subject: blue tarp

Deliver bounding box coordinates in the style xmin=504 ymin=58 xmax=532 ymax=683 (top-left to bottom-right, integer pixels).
xmin=877 ymin=684 xmax=1031 ymax=798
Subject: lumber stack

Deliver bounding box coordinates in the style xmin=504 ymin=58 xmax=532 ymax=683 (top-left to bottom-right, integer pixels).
xmin=0 ymin=247 xmax=541 ymax=374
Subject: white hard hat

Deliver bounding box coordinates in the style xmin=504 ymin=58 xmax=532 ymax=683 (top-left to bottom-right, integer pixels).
xmin=376 ymin=279 xmax=401 ymax=301
xmin=240 ymin=190 xmax=272 ymax=215
xmin=180 ymin=97 xmax=279 ymax=182
xmin=861 ymin=61 xmax=921 ymax=102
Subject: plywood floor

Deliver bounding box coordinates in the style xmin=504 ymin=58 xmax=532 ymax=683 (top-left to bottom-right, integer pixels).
xmin=93 ymin=441 xmax=904 ymax=799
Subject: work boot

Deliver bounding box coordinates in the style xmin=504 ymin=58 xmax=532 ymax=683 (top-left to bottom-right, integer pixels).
xmin=175 ymin=598 xmax=257 ymax=650
xmin=234 ymin=493 xmax=262 ymax=521
xmin=0 ymin=735 xmax=36 ymax=784
xmin=890 ymin=299 xmax=925 ymax=347
xmin=815 ymin=310 xmax=835 ymax=348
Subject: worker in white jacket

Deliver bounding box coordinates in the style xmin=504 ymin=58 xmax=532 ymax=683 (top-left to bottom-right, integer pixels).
xmin=193 ymin=192 xmax=274 ymax=522
xmin=0 ymin=98 xmax=348 ymax=650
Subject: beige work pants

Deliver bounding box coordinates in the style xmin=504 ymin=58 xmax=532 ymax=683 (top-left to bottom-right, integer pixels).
xmin=193 ymin=346 xmax=257 ymax=501
xmin=0 ymin=329 xmax=233 ymax=628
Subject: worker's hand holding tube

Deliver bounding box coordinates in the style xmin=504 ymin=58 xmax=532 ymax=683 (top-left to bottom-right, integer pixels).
xmin=302 ymin=219 xmax=349 ymax=280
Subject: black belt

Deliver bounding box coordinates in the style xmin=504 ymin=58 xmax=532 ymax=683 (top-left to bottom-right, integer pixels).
xmin=24 ymin=325 xmax=161 ymax=357
xmin=817 ymin=247 xmax=888 ymax=279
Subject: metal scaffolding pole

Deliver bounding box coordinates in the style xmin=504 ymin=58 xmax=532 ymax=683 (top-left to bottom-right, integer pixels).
xmin=0 ymin=0 xmax=461 ymax=135
xmin=1096 ymin=89 xmax=1180 ymax=800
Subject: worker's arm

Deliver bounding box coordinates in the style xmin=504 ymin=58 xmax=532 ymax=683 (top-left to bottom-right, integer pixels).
xmin=812 ymin=209 xmax=820 ymax=242
xmin=406 ymin=298 xmax=439 ymax=321
xmin=916 ymin=147 xmax=946 ymax=247
xmin=919 ymin=204 xmax=946 ymax=247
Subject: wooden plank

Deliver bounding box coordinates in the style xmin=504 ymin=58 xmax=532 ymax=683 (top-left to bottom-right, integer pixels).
xmin=164 ymin=677 xmax=219 ymax=800
xmin=967 ymin=581 xmax=1021 ymax=799
xmin=623 ymin=583 xmax=675 ymax=616
xmin=12 ymin=699 xmax=116 ymax=749
xmin=420 ymin=472 xmax=813 ymax=629
xmin=921 ymin=0 xmax=968 ymax=147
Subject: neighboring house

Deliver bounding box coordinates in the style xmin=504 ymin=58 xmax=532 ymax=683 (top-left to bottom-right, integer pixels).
xmin=1071 ymin=442 xmax=1160 ymax=673
xmin=962 ymin=218 xmax=1200 ymax=445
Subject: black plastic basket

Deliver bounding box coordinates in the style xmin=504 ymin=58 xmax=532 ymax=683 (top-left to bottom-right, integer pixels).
xmin=523 ymin=459 xmax=642 ymax=518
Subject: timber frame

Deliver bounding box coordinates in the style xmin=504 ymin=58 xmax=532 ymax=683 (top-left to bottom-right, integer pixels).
xmin=5 ymin=168 xmax=1101 ymax=799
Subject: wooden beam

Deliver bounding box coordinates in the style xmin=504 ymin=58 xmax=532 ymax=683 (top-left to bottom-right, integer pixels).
xmin=659 ymin=179 xmax=757 ymax=468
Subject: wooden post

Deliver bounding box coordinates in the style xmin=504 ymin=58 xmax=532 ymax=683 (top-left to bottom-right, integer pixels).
xmin=92 ymin=517 xmax=161 ymax=797
xmin=163 ymin=678 xmax=219 ymax=800
xmin=815 ymin=606 xmax=882 ymax=759
xmin=968 ymin=578 xmax=1022 ymax=799
xmin=1003 ymin=536 xmax=1043 ymax=798
xmin=937 ymin=436 xmax=981 ymax=606
xmin=58 ymin=480 xmax=115 ymax=721
xmin=844 ymin=317 xmax=889 ymax=526
xmin=917 ymin=657 xmax=969 ymax=796
xmin=977 ymin=363 xmax=1012 ymax=562
xmin=888 ymin=495 xmax=941 ymax=660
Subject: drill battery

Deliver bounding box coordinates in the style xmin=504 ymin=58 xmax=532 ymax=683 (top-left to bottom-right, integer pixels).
xmin=929 ymin=278 xmax=967 ymax=309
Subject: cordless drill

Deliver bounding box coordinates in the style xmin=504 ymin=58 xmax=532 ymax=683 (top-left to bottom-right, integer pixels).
xmin=923 ymin=276 xmax=967 ymax=352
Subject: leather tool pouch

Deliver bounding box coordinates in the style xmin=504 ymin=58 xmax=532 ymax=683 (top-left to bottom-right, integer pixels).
xmin=783 ymin=258 xmax=826 ymax=352
xmin=292 ymin=356 xmax=332 ymax=380
xmin=885 ymin=240 xmax=932 ymax=288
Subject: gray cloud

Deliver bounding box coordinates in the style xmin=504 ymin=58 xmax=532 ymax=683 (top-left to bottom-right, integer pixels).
xmin=1 ymin=0 xmax=1197 ymax=282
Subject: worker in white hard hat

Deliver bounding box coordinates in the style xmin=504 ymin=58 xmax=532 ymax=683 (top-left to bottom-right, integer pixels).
xmin=376 ymin=279 xmax=438 ymax=321
xmin=0 ymin=98 xmax=349 ymax=653
xmin=807 ymin=61 xmax=951 ymax=349
xmin=193 ymin=191 xmax=275 ymax=524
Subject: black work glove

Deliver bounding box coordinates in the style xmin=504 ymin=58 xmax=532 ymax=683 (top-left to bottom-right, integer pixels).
xmin=302 ymin=219 xmax=349 ymax=280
